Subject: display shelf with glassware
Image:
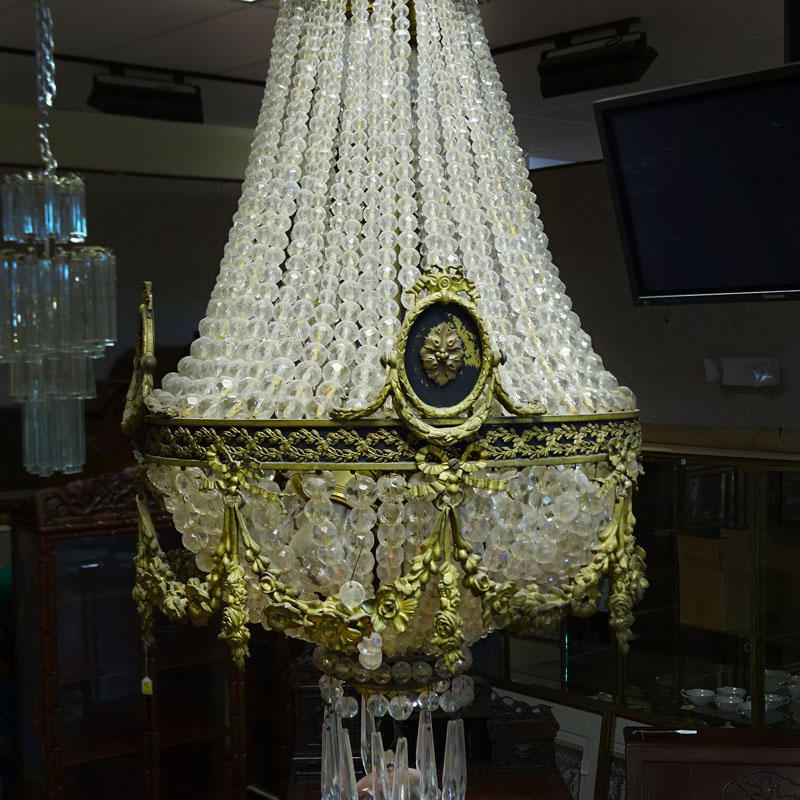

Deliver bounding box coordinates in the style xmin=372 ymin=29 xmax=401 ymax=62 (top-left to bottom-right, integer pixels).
xmin=477 ymin=444 xmax=800 ymax=800
xmin=486 ymin=443 xmax=800 ymax=794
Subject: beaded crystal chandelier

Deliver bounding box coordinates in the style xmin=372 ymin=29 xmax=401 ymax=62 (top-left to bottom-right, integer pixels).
xmin=0 ymin=0 xmax=117 ymax=477
xmin=125 ymin=0 xmax=646 ymax=796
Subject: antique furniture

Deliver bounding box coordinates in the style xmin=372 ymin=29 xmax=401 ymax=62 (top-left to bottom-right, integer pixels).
xmin=12 ymin=468 xmax=246 ymax=800
xmin=624 ymin=727 xmax=800 ymax=800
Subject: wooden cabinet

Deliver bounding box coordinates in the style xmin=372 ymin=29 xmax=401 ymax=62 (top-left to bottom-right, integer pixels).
xmin=624 ymin=727 xmax=800 ymax=799
xmin=12 ymin=468 xmax=246 ymax=800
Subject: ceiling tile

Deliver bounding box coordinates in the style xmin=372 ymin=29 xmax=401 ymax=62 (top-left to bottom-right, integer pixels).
xmin=94 ymin=7 xmax=277 ymax=75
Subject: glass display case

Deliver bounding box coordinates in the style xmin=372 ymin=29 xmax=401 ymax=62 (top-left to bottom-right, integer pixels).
xmin=12 ymin=470 xmax=246 ymax=800
xmin=486 ymin=447 xmax=800 ymax=796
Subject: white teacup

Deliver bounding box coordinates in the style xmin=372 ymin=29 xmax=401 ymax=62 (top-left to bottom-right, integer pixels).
xmin=714 ymin=695 xmax=741 ymax=713
xmin=718 ymin=686 xmax=746 ymax=698
xmin=765 ymin=670 xmax=790 ymax=692
xmin=681 ymin=688 xmax=715 ymax=706
xmin=765 ymin=693 xmax=789 ymax=712
xmin=740 ymin=700 xmax=752 ymax=718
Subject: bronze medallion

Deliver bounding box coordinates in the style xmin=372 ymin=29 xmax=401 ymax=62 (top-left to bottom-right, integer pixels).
xmin=419 ymin=321 xmax=465 ymax=386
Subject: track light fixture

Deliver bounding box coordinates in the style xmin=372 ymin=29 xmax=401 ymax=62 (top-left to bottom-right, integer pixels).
xmin=537 ymin=18 xmax=657 ymax=98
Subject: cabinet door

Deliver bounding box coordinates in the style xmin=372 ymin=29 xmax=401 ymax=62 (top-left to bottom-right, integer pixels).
xmin=154 ymin=618 xmax=234 ymax=800
xmin=52 ymin=531 xmax=143 ymax=799
xmin=760 ymin=468 xmax=800 ymax=729
xmin=625 ymin=460 xmax=753 ymax=725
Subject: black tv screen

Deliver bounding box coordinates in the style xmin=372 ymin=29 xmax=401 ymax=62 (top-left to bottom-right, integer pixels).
xmin=594 ymin=64 xmax=800 ymax=304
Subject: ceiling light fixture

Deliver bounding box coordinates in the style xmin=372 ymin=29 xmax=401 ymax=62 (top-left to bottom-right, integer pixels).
xmin=124 ymin=0 xmax=646 ymax=795
xmin=537 ymin=19 xmax=657 ymax=98
xmin=87 ymin=71 xmax=204 ymax=123
xmin=0 ymin=0 xmax=116 ymax=476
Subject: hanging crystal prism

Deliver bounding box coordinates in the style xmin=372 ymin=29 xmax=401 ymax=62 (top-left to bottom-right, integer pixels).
xmin=321 ymin=707 xmax=341 ymax=800
xmin=338 ymin=726 xmax=358 ymax=800
xmin=371 ymin=731 xmax=391 ymax=800
xmin=391 ymin=737 xmax=411 ymax=800
xmin=416 ymin=707 xmax=438 ymax=800
xmin=360 ymin=694 xmax=376 ymax=775
xmin=442 ymin=718 xmax=467 ymax=800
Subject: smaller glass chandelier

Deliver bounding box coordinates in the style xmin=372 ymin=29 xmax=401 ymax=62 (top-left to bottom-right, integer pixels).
xmin=0 ymin=0 xmax=116 ymax=477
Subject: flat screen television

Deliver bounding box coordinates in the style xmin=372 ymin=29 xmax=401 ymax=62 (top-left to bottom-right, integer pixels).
xmin=594 ymin=63 xmax=800 ymax=305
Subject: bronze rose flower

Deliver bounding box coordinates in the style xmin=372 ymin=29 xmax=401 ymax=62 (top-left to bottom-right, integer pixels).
xmin=368 ymin=587 xmax=418 ymax=634
xmin=432 ymin=609 xmax=462 ymax=652
xmin=265 ymin=603 xmax=296 ymax=633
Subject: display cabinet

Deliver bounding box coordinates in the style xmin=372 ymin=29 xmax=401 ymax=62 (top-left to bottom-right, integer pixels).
xmin=12 ymin=468 xmax=247 ymax=800
xmin=485 ymin=440 xmax=800 ymax=797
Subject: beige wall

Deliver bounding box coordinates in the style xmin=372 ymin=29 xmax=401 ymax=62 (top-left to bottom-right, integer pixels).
xmin=533 ymin=162 xmax=800 ymax=429
xmin=0 ymin=103 xmax=251 ymax=179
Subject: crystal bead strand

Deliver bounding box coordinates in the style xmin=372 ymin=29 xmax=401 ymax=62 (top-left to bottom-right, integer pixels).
xmin=413 ymin=0 xmax=455 ymax=276
xmin=392 ymin=0 xmax=422 ymax=315
xmin=167 ymin=0 xmax=305 ymax=414
xmin=435 ymin=2 xmax=506 ymax=353
xmin=424 ymin=0 xmax=472 ymax=277
xmin=266 ymin=0 xmax=327 ymax=421
xmin=460 ymin=0 xmax=636 ymax=414
xmin=344 ymin=0 xmax=397 ymax=412
xmin=281 ymin=0 xmax=347 ymax=421
xmin=304 ymin=0 xmax=348 ymax=421
xmin=320 ymin=0 xmax=369 ymax=408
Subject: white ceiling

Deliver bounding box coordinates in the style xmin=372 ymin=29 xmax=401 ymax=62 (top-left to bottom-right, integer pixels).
xmin=0 ymin=0 xmax=786 ymax=163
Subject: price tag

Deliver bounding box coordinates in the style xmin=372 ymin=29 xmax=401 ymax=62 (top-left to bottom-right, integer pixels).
xmin=141 ymin=676 xmax=153 ymax=696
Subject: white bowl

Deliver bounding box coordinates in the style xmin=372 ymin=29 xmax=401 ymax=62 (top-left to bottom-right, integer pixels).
xmin=718 ymin=686 xmax=746 ymax=698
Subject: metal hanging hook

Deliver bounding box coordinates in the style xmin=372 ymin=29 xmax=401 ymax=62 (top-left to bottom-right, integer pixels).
xmin=35 ymin=0 xmax=58 ymax=175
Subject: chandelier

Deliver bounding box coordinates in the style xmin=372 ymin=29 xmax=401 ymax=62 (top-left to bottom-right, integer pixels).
xmin=0 ymin=0 xmax=117 ymax=477
xmin=125 ymin=0 xmax=646 ymax=795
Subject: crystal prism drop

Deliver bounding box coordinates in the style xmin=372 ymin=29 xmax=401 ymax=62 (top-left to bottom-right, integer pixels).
xmin=371 ymin=731 xmax=390 ymax=800
xmin=442 ymin=718 xmax=467 ymax=800
xmin=455 ymin=719 xmax=467 ymax=800
xmin=416 ymin=708 xmax=438 ymax=800
xmin=321 ymin=708 xmax=341 ymax=800
xmin=391 ymin=737 xmax=410 ymax=800
xmin=360 ymin=694 xmax=376 ymax=775
xmin=339 ymin=726 xmax=358 ymax=800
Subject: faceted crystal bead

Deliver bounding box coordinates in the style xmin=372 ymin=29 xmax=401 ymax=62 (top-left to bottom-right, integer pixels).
xmin=417 ymin=690 xmax=439 ymax=711
xmin=344 ymin=474 xmax=377 ymax=506
xmin=335 ymin=695 xmax=359 ymax=718
xmin=339 ymin=580 xmax=366 ymax=609
xmin=388 ymin=694 xmax=414 ymax=721
xmin=412 ymin=661 xmax=433 ymax=684
xmin=367 ymin=693 xmax=389 ymax=717
xmin=391 ymin=661 xmax=412 ymax=683
xmin=302 ymin=471 xmax=337 ymax=499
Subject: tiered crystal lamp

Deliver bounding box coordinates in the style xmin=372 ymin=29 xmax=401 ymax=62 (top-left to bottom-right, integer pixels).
xmin=124 ymin=0 xmax=646 ymax=796
xmin=0 ymin=0 xmax=117 ymax=477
